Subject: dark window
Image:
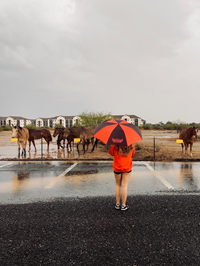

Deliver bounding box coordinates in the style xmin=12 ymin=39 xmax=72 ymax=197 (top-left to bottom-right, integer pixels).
xmin=17 ymin=120 xmax=20 ymax=126
xmin=135 ymin=119 xmax=138 ymax=126
xmin=60 ymin=119 xmax=62 ymax=125
xmin=50 ymin=120 xmax=53 ymax=128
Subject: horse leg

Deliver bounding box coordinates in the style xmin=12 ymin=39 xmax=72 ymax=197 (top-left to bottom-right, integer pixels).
xmin=32 ymin=139 xmax=37 ymax=152
xmin=181 ymin=143 xmax=184 ymax=154
xmin=57 ymin=135 xmax=60 ymax=150
xmin=22 ymin=141 xmax=27 ymax=158
xmin=62 ymin=139 xmax=65 ymax=149
xmin=69 ymin=142 xmax=72 ymax=152
xmin=29 ymin=140 xmax=31 ymax=151
xmin=185 ymin=143 xmax=188 ymax=156
xmin=86 ymin=140 xmax=89 ymax=151
xmin=18 ymin=142 xmax=20 ymax=158
xmin=83 ymin=139 xmax=86 ymax=154
xmin=77 ymin=143 xmax=80 ymax=155
xmin=47 ymin=140 xmax=49 ymax=152
xmin=91 ymin=139 xmax=98 ymax=152
xmin=190 ymin=143 xmax=193 ymax=158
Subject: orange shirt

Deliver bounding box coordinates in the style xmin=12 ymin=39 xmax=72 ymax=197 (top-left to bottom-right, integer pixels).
xmin=109 ymin=145 xmax=135 ymax=173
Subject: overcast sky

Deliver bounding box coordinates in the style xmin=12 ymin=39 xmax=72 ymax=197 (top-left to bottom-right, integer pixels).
xmin=0 ymin=0 xmax=200 ymax=123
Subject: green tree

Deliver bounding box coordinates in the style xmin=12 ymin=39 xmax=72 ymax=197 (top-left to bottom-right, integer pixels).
xmin=75 ymin=111 xmax=113 ymax=127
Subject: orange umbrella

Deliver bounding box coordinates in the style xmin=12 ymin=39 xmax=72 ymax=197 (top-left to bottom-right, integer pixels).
xmin=94 ymin=119 xmax=142 ymax=146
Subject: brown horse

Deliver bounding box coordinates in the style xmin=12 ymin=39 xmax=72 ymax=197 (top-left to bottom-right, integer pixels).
xmin=28 ymin=129 xmax=52 ymax=152
xmin=12 ymin=125 xmax=29 ymax=157
xmin=179 ymin=127 xmax=198 ymax=157
xmin=63 ymin=126 xmax=95 ymax=154
xmin=53 ymin=128 xmax=91 ymax=152
xmin=53 ymin=128 xmax=75 ymax=151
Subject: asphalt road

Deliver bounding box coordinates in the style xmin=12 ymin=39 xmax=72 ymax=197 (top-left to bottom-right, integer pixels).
xmin=1 ymin=161 xmax=200 ymax=265
xmin=1 ymin=195 xmax=200 ymax=266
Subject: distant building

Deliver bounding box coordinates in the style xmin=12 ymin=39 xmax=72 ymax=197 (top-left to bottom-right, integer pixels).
xmin=1 ymin=114 xmax=145 ymax=128
xmin=112 ymin=114 xmax=145 ymax=126
xmin=5 ymin=116 xmax=33 ymax=127
xmin=0 ymin=117 xmax=6 ymax=126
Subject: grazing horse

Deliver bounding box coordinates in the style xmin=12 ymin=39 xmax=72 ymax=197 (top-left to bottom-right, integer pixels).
xmin=63 ymin=126 xmax=96 ymax=154
xmin=53 ymin=128 xmax=76 ymax=151
xmin=179 ymin=127 xmax=198 ymax=157
xmin=12 ymin=125 xmax=29 ymax=157
xmin=28 ymin=129 xmax=52 ymax=152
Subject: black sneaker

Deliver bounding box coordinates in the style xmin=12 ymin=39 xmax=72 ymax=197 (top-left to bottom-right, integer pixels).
xmin=115 ymin=204 xmax=121 ymax=210
xmin=121 ymin=205 xmax=129 ymax=211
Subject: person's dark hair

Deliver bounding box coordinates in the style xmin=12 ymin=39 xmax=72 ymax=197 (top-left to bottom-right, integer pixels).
xmin=115 ymin=144 xmax=133 ymax=157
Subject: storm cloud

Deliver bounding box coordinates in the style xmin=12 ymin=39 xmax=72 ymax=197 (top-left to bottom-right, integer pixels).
xmin=0 ymin=0 xmax=200 ymax=123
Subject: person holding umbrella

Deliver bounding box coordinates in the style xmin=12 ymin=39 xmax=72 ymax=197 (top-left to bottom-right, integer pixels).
xmin=93 ymin=119 xmax=142 ymax=211
xmin=108 ymin=144 xmax=135 ymax=210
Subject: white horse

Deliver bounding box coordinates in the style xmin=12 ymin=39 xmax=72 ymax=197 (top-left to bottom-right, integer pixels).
xmin=12 ymin=125 xmax=29 ymax=157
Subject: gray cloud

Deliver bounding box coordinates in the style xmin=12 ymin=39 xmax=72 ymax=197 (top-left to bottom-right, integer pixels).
xmin=0 ymin=0 xmax=199 ymax=123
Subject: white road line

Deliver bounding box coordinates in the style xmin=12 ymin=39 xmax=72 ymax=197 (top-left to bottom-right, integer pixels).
xmin=144 ymin=163 xmax=174 ymax=190
xmin=45 ymin=163 xmax=78 ymax=189
xmin=0 ymin=162 xmax=14 ymax=168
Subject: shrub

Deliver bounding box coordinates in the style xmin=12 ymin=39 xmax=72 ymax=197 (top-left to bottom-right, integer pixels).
xmin=54 ymin=123 xmax=64 ymax=129
xmin=142 ymin=124 xmax=152 ymax=130
xmin=24 ymin=124 xmax=37 ymax=129
xmin=3 ymin=125 xmax=12 ymax=131
xmin=0 ymin=127 xmax=3 ymax=132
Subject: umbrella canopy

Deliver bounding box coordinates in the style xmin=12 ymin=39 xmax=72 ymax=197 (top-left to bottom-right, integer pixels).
xmin=94 ymin=119 xmax=142 ymax=146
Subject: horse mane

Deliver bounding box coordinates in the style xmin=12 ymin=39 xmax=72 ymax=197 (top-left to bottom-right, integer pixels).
xmin=14 ymin=126 xmax=23 ymax=130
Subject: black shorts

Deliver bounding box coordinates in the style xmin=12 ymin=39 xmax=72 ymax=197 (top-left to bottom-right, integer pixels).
xmin=114 ymin=170 xmax=132 ymax=175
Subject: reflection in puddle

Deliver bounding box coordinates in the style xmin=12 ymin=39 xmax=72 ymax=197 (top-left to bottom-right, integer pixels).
xmin=12 ymin=171 xmax=29 ymax=193
xmin=178 ymin=164 xmax=197 ymax=190
xmin=26 ymin=149 xmax=79 ymax=159
xmin=64 ymin=169 xmax=98 ymax=185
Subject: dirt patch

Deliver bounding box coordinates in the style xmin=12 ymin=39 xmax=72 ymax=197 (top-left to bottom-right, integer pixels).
xmin=1 ymin=130 xmax=200 ymax=161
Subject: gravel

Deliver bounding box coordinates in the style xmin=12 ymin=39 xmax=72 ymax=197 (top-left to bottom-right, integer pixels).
xmin=1 ymin=195 xmax=200 ymax=265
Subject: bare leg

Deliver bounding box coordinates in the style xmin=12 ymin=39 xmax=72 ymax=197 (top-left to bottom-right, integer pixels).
xmin=114 ymin=173 xmax=122 ymax=205
xmin=121 ymin=172 xmax=131 ymax=206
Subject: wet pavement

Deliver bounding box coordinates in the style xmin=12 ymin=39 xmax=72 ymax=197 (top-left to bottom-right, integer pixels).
xmin=1 ymin=161 xmax=200 ymax=204
xmin=1 ymin=161 xmax=200 ymax=265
